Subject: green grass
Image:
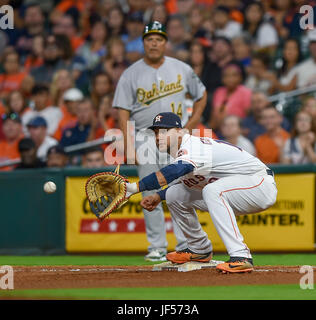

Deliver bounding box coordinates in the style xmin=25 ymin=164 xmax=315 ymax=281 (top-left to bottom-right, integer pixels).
xmin=0 ymin=253 xmax=315 ymax=266
xmin=0 ymin=284 xmax=315 ymax=300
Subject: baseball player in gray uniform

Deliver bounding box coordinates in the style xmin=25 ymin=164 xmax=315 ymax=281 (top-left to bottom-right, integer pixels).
xmin=113 ymin=21 xmax=207 ymax=261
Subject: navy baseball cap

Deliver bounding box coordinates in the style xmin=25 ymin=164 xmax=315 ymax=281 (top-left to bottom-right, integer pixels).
xmin=27 ymin=116 xmax=47 ymax=128
xmin=128 ymin=11 xmax=143 ymax=23
xmin=47 ymin=145 xmax=66 ymax=156
xmin=18 ymin=138 xmax=35 ymax=152
xmin=148 ymin=112 xmax=182 ymax=130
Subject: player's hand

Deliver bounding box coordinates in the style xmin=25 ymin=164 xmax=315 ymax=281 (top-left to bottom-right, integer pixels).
xmin=140 ymin=194 xmax=161 ymax=212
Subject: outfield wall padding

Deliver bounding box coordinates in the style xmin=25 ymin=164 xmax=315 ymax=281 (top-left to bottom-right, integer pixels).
xmin=0 ymin=164 xmax=315 ymax=254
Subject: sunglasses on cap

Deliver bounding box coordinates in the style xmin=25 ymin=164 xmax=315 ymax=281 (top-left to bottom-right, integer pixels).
xmin=2 ymin=112 xmax=21 ymax=122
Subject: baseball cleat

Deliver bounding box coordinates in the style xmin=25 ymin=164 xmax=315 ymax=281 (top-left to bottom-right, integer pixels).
xmin=145 ymin=249 xmax=167 ymax=262
xmin=166 ymin=248 xmax=213 ymax=264
xmin=216 ymin=257 xmax=254 ymax=273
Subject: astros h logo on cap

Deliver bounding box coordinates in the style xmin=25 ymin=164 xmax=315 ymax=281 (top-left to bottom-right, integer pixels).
xmin=148 ymin=112 xmax=182 ymax=130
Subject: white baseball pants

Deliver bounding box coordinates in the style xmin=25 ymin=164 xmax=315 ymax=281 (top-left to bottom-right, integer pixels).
xmin=166 ymin=174 xmax=277 ymax=258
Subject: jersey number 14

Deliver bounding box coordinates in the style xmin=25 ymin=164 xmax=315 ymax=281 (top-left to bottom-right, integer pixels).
xmin=171 ymin=102 xmax=183 ymax=118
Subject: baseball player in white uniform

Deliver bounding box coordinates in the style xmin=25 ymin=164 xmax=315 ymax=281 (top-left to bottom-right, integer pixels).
xmin=113 ymin=21 xmax=207 ymax=261
xmin=125 ymin=112 xmax=278 ymax=273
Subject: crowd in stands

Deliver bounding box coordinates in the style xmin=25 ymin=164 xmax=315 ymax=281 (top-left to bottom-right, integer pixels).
xmin=0 ymin=0 xmax=316 ymax=170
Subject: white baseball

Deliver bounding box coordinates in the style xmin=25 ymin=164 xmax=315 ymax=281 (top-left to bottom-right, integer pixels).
xmin=44 ymin=181 xmax=57 ymax=194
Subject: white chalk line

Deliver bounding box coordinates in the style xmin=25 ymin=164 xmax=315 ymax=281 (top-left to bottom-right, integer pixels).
xmin=13 ymin=267 xmax=154 ymax=273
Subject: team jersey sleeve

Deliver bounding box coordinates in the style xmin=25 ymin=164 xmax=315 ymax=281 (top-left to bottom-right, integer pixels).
xmin=112 ymin=74 xmax=134 ymax=111
xmin=186 ymin=66 xmax=206 ymax=102
xmin=173 ymin=135 xmax=213 ymax=174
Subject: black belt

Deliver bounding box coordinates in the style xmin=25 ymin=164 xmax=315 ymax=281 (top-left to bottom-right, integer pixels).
xmin=266 ymin=169 xmax=274 ymax=176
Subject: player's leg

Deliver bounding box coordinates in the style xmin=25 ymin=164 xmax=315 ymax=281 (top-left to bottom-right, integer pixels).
xmin=165 ymin=183 xmax=213 ymax=263
xmin=136 ymin=131 xmax=187 ymax=261
xmin=202 ymin=174 xmax=277 ymax=272
xmin=138 ymin=163 xmax=168 ymax=260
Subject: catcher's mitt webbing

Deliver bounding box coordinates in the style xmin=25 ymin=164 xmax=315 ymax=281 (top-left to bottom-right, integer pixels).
xmin=85 ymin=165 xmax=128 ymax=220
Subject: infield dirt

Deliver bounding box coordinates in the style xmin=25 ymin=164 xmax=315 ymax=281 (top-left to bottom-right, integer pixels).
xmin=12 ymin=265 xmax=314 ymax=289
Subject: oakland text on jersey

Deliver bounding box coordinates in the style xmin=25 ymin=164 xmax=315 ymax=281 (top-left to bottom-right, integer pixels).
xmin=136 ymin=74 xmax=184 ymax=106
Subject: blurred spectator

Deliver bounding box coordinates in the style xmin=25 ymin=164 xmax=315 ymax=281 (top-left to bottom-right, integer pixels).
xmin=30 ymin=34 xmax=67 ymax=86
xmin=188 ymin=40 xmax=210 ymax=83
xmin=255 ymin=106 xmax=290 ymax=164
xmin=295 ymin=30 xmax=316 ymax=88
xmin=212 ymin=5 xmax=242 ymax=40
xmin=50 ymin=0 xmax=93 ymax=26
xmin=221 ymin=0 xmax=244 ymax=23
xmin=23 ymin=34 xmax=44 ymax=72
xmin=90 ymin=72 xmax=113 ymax=108
xmin=15 ymin=137 xmax=46 ymax=169
xmin=242 ymin=1 xmax=278 ymax=53
xmin=46 ymin=144 xmax=69 ymax=168
xmin=220 ymin=115 xmax=256 ymax=156
xmin=1 ymin=0 xmax=315 ymax=169
xmin=242 ymin=91 xmax=270 ymax=142
xmin=50 ymin=69 xmax=74 ymax=107
xmin=52 ymin=14 xmax=84 ymax=52
xmin=187 ymin=5 xmax=207 ymax=40
xmin=82 ymin=146 xmax=106 ymax=168
xmin=12 ymin=4 xmax=46 ymax=58
xmin=122 ymin=12 xmax=145 ymax=63
xmin=242 ymin=91 xmax=291 ymax=142
xmin=0 ymin=31 xmax=8 ymax=57
xmin=272 ymin=0 xmax=306 ymax=39
xmin=54 ymin=34 xmax=88 ymax=93
xmin=281 ymin=111 xmax=316 ymax=164
xmin=107 ymin=6 xmax=126 ymax=37
xmin=77 ymin=20 xmax=108 ymax=71
xmin=94 ymin=94 xmax=118 ymax=137
xmin=27 ymin=116 xmax=58 ymax=161
xmin=269 ymin=0 xmax=294 ymax=40
xmin=54 ymin=88 xmax=83 ymax=141
xmin=96 ymin=37 xmax=129 ymax=85
xmin=204 ymin=36 xmax=234 ymax=93
xmin=60 ymin=98 xmax=95 ymax=148
xmin=210 ymin=63 xmax=251 ymax=130
xmin=0 ymin=50 xmax=30 ymax=99
xmin=150 ymin=3 xmax=168 ymax=25
xmin=0 ymin=100 xmax=5 ymax=115
xmin=301 ymin=96 xmax=316 ymax=128
xmin=232 ymin=35 xmax=252 ymax=69
xmin=245 ymin=51 xmax=275 ymax=95
xmin=0 ymin=113 xmax=23 ymax=171
xmin=271 ymin=38 xmax=302 ymax=92
xmin=166 ymin=15 xmax=190 ymax=62
xmin=22 ymin=85 xmax=62 ymax=136
xmin=202 ymin=36 xmax=234 ymax=122
xmin=6 ymin=90 xmax=30 ymax=116
xmin=167 ymin=0 xmax=195 ymax=17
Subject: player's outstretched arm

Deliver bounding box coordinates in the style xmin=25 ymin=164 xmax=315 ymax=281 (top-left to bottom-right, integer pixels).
xmin=126 ymin=161 xmax=194 ymax=198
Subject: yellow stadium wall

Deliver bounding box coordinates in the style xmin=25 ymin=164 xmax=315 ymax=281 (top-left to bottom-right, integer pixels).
xmin=65 ymin=166 xmax=316 ymax=253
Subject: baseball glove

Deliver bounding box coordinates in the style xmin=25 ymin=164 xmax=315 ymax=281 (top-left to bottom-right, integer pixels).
xmin=85 ymin=165 xmax=129 ymax=221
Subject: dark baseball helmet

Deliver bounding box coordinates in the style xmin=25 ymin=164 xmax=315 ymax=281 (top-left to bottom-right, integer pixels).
xmin=142 ymin=21 xmax=168 ymax=40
